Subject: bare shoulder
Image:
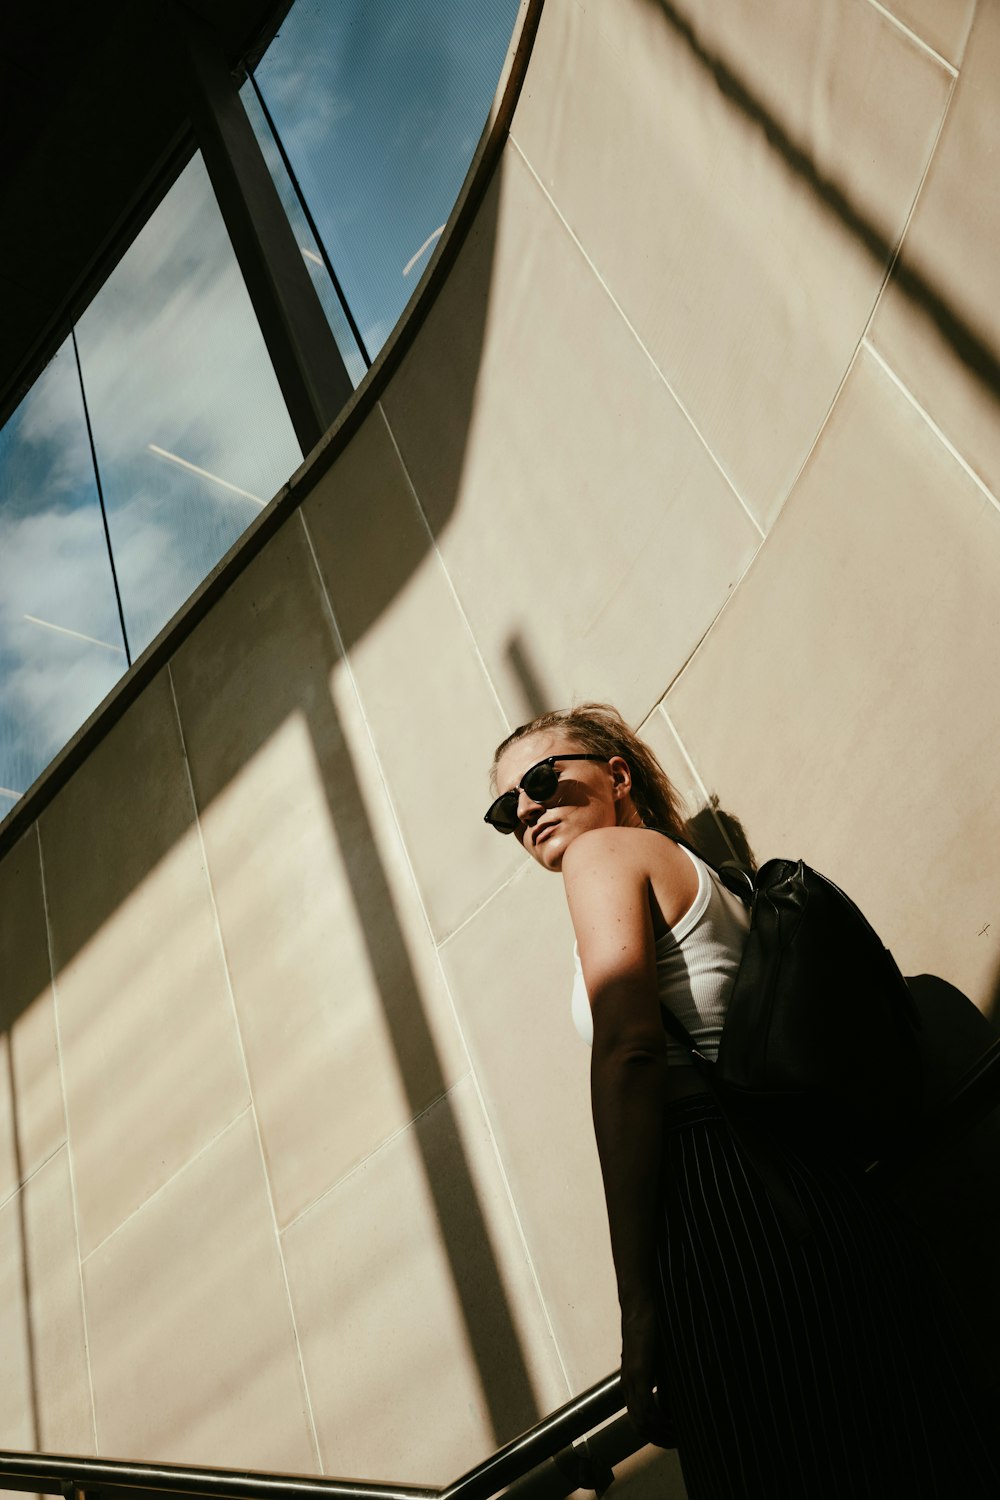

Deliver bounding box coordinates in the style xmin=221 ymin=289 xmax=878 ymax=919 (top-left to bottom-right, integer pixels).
xmin=561 ymin=830 xmax=654 ymax=978
xmin=560 ymin=825 xmax=651 ymax=881
xmin=562 ymin=828 xmax=698 ymax=932
xmin=561 ymin=826 xmax=686 ymax=876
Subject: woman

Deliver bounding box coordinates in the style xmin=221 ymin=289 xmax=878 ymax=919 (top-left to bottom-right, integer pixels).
xmin=485 ymin=703 xmax=996 ymax=1499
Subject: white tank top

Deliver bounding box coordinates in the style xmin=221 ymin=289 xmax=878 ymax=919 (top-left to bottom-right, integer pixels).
xmin=570 ymin=842 xmax=750 ymax=1065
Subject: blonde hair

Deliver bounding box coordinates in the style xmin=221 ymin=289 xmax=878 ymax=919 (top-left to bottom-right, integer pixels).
xmin=491 ymin=703 xmax=688 ymax=838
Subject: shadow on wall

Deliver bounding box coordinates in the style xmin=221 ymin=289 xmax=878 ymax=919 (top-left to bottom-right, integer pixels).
xmin=642 ymin=0 xmax=1000 ymax=412
xmin=2 ymin=138 xmax=543 ymax=1457
xmin=277 ymin=658 xmax=539 ymax=1445
xmin=504 ymin=635 xmax=555 ymax=723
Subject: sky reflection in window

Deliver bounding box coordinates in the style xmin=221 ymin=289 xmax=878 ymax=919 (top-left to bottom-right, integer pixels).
xmin=0 ymin=341 xmax=127 ymax=805
xmin=251 ymin=0 xmax=520 ymax=358
xmin=75 ymin=154 xmax=302 ymax=659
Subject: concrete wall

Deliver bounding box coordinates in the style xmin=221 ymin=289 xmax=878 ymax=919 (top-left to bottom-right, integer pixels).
xmin=0 ymin=1 xmax=996 ymax=1495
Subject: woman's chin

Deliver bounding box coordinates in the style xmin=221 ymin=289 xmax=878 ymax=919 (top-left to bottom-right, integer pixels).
xmin=532 ymin=833 xmax=568 ymax=871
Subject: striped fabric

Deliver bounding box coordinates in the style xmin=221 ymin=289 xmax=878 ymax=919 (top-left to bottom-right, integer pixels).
xmin=654 ymin=1096 xmax=998 ymax=1498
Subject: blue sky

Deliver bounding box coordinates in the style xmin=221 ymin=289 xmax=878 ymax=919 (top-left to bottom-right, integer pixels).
xmin=253 ymin=0 xmax=520 ymax=355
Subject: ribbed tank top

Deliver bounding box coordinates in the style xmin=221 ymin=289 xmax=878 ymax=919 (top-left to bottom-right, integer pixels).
xmin=571 ymin=842 xmax=750 ymax=1065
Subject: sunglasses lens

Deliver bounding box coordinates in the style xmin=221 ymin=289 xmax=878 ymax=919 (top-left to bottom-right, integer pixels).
xmin=522 ymin=763 xmax=560 ymax=802
xmin=485 ymin=760 xmax=562 ymax=833
xmin=486 ymin=792 xmax=519 ymax=833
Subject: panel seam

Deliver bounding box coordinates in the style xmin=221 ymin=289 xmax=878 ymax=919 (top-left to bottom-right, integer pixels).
xmin=507 ymin=135 xmax=765 ymax=540
xmin=0 ymin=1140 xmax=65 ymax=1210
xmin=437 ymin=863 xmax=528 ymax=951
xmin=165 ymin=661 xmax=324 ymax=1471
xmin=376 ymin=400 xmax=513 ymax=726
xmin=862 ymin=0 xmax=958 ymax=74
xmin=862 ymin=340 xmax=1000 ymax=518
xmin=79 ymin=1106 xmax=253 ymax=1266
xmin=655 ymin=705 xmax=742 ymax=861
xmin=36 ymin=819 xmax=100 ymax=1451
xmin=279 ymin=1071 xmax=473 ymax=1237
xmin=863 ymin=69 xmax=959 ymax=341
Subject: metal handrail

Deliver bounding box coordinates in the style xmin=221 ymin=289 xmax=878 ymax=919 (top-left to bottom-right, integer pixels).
xmin=5 ymin=1044 xmax=996 ymax=1500
xmin=443 ymin=1373 xmax=623 ymax=1500
xmin=0 ymin=1373 xmax=626 ymax=1500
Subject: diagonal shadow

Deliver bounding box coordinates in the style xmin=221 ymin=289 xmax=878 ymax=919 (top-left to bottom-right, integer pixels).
xmin=301 ymin=680 xmax=539 ymax=1444
xmin=644 ymin=0 xmax=1000 ymax=408
xmin=504 ymin=636 xmax=554 ymax=723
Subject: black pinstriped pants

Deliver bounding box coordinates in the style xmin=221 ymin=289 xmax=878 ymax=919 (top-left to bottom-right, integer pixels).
xmin=655 ymin=1096 xmax=998 ymax=1499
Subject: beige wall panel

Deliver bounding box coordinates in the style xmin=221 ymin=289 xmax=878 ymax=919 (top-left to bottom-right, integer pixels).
xmin=639 ymin=705 xmax=757 ymax=868
xmin=0 ymin=1148 xmax=93 ymax=1451
xmin=878 ymin=0 xmax=975 ymax=68
xmin=870 ymin=1 xmax=1000 ymax=503
xmin=301 ymin=408 xmax=519 ymax=941
xmin=170 ymin=519 xmax=465 ymax=1228
xmin=281 ymin=1074 xmax=564 ymax=1483
xmin=439 ymin=868 xmax=621 ymax=1390
xmin=39 ymin=672 xmax=248 ymax=1258
xmin=0 ymin=829 xmax=63 ymax=1205
xmin=84 ymin=1112 xmax=315 ymax=1469
xmin=637 ymin=706 xmax=707 ymax=825
xmin=510 ymin=0 xmax=952 ymax=525
xmin=666 ymin=345 xmax=1000 ymax=1006
xmin=382 ymin=149 xmax=760 ymax=733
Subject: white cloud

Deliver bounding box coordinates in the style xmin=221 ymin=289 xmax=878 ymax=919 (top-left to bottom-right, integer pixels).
xmin=70 ymin=157 xmax=300 ymax=497
xmin=0 ymin=504 xmax=127 ymax=786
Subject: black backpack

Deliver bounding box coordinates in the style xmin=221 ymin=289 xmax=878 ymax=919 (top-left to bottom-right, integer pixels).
xmin=660 ymin=843 xmax=926 ymax=1232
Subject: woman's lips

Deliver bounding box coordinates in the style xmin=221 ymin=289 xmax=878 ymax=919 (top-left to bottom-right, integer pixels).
xmin=534 ymin=822 xmax=558 ymax=845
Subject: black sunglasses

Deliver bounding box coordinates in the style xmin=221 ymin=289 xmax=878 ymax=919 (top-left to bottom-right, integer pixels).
xmin=484 ymin=754 xmax=607 ymax=834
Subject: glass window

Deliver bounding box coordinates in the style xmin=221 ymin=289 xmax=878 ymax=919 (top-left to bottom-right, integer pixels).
xmin=1 ymin=3 xmax=522 ymax=819
xmin=73 ymin=152 xmax=303 ymax=658
xmin=0 ymin=340 xmax=127 ymax=806
xmin=250 ymin=0 xmax=521 ymax=359
xmin=240 ymin=80 xmax=369 ymax=387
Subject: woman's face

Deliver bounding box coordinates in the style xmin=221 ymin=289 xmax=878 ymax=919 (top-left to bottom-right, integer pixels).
xmin=492 ymin=729 xmax=634 ymax=872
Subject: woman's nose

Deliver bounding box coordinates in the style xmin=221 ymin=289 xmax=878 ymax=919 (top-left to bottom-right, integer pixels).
xmin=516 ymin=786 xmax=544 ymax=824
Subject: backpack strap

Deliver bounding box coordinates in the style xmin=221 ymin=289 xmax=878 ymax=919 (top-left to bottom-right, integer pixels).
xmin=656 ymin=829 xmax=755 ymax=906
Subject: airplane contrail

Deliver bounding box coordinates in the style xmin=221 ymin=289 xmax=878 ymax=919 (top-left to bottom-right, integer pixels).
xmin=23 ymin=614 xmax=126 ymax=655
xmin=403 ymin=224 xmax=446 ymax=276
xmin=147 ymin=444 xmax=264 ymax=505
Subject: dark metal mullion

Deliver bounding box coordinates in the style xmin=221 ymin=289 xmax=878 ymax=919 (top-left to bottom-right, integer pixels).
xmin=174 ymin=4 xmax=354 ymax=455
xmin=246 ymin=70 xmax=372 ymax=370
xmin=70 ymin=330 xmax=133 ymax=669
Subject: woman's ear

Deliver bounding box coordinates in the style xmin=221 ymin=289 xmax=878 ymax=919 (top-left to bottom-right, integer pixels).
xmin=607 ymin=755 xmax=633 ymax=797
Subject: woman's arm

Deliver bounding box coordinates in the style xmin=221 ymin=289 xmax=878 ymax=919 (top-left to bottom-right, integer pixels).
xmin=561 ymin=828 xmax=673 ymax=1446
